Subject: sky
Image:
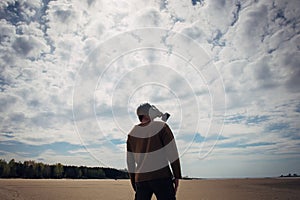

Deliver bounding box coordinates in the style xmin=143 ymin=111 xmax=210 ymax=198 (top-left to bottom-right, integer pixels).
xmin=0 ymin=0 xmax=299 ymax=178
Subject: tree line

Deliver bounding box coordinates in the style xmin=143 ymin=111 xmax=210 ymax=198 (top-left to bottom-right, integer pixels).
xmin=0 ymin=159 xmax=129 ymax=179
xmin=280 ymin=173 xmax=299 ymax=178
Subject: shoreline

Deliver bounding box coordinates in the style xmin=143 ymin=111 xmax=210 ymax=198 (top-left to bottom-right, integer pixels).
xmin=1 ymin=178 xmax=299 ymax=200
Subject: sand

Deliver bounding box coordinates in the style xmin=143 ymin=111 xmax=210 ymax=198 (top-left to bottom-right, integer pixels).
xmin=0 ymin=178 xmax=299 ymax=200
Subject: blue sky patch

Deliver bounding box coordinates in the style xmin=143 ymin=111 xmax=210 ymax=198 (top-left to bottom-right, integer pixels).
xmin=218 ymin=141 xmax=276 ymax=149
xmin=110 ymin=138 xmax=126 ymax=145
xmin=0 ymin=141 xmax=84 ymax=158
xmin=295 ymin=104 xmax=300 ymax=113
xmin=246 ymin=115 xmax=269 ymax=125
xmin=266 ymin=123 xmax=290 ymax=132
xmin=225 ymin=114 xmax=247 ymax=124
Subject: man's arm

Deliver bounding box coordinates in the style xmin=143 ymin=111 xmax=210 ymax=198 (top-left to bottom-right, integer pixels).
xmin=162 ymin=124 xmax=182 ymax=194
xmin=170 ymin=158 xmax=182 ymax=179
xmin=173 ymin=178 xmax=179 ymax=194
xmin=127 ymin=138 xmax=136 ymax=191
xmin=162 ymin=124 xmax=182 ymax=179
xmin=170 ymin=158 xmax=181 ymax=194
xmin=129 ymin=172 xmax=136 ymax=191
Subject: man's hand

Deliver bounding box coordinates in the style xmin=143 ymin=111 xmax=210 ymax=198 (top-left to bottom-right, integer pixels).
xmin=173 ymin=179 xmax=179 ymax=194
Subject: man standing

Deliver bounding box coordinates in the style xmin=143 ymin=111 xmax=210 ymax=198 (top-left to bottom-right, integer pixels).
xmin=127 ymin=103 xmax=182 ymax=200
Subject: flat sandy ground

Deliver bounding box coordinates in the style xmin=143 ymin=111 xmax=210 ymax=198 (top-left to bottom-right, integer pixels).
xmin=0 ymin=178 xmax=299 ymax=200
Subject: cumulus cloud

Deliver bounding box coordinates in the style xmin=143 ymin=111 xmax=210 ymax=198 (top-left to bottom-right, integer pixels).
xmin=12 ymin=35 xmax=48 ymax=58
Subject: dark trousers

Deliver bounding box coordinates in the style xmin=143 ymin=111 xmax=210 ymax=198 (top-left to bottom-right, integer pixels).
xmin=135 ymin=178 xmax=176 ymax=200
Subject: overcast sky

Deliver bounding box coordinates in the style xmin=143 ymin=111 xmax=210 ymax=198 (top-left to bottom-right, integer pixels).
xmin=0 ymin=0 xmax=299 ymax=178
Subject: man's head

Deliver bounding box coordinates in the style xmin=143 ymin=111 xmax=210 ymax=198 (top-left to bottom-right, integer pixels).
xmin=136 ymin=103 xmax=170 ymax=122
xmin=136 ymin=103 xmax=151 ymax=122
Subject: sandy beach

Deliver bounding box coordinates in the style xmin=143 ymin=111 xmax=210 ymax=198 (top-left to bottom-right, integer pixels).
xmin=0 ymin=178 xmax=299 ymax=200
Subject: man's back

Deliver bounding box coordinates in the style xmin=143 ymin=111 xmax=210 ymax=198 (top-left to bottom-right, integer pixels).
xmin=126 ymin=103 xmax=181 ymax=200
xmin=127 ymin=121 xmax=180 ymax=182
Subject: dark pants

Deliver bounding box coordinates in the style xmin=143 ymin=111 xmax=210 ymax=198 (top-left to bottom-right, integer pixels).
xmin=135 ymin=178 xmax=176 ymax=200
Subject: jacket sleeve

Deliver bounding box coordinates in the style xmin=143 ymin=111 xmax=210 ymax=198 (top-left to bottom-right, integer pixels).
xmin=126 ymin=137 xmax=136 ymax=190
xmin=162 ymin=124 xmax=182 ymax=179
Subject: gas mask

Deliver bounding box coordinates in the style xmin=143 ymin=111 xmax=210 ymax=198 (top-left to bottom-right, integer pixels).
xmin=148 ymin=105 xmax=170 ymax=122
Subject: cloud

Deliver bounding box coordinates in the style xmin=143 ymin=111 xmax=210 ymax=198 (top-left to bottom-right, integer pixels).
xmin=132 ymin=8 xmax=163 ymax=27
xmin=12 ymin=35 xmax=49 ymax=58
xmin=0 ymin=0 xmax=299 ymax=177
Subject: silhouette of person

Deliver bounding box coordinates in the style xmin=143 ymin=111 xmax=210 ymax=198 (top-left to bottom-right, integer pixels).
xmin=127 ymin=103 xmax=182 ymax=200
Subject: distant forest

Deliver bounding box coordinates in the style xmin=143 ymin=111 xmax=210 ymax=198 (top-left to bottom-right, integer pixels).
xmin=0 ymin=159 xmax=129 ymax=179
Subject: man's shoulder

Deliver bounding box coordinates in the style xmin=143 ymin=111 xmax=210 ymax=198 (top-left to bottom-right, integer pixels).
xmin=128 ymin=121 xmax=167 ymax=137
xmin=128 ymin=125 xmax=138 ymax=136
